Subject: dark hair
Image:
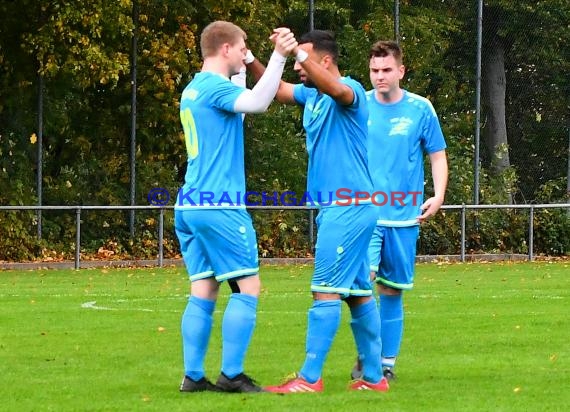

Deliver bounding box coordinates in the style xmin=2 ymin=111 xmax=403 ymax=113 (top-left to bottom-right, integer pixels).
xmin=369 ymin=40 xmax=402 ymax=64
xmin=299 ymin=30 xmax=339 ymax=64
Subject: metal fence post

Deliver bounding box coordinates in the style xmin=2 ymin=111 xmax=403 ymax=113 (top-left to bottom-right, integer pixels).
xmin=309 ymin=209 xmax=315 ymax=251
xmin=567 ymin=128 xmax=570 ymax=216
xmin=37 ymin=74 xmax=44 ymax=240
xmin=308 ymin=0 xmax=314 ymax=31
xmin=474 ymin=0 xmax=483 ymax=205
xmin=129 ymin=0 xmax=139 ymax=238
xmin=158 ymin=207 xmax=164 ymax=267
xmin=528 ymin=206 xmax=534 ymax=261
xmin=461 ymin=203 xmax=466 ymax=262
xmin=394 ymin=0 xmax=400 ymax=43
xmin=75 ymin=208 xmax=81 ymax=269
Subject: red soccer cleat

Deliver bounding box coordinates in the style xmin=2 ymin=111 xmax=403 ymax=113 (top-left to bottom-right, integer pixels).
xmin=265 ymin=373 xmax=324 ymax=393
xmin=349 ymin=377 xmax=390 ymax=392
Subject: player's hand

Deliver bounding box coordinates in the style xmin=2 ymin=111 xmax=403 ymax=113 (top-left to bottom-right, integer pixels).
xmin=269 ymin=27 xmax=289 ymax=43
xmin=270 ymin=27 xmax=298 ymax=57
xmin=417 ymin=195 xmax=444 ymax=223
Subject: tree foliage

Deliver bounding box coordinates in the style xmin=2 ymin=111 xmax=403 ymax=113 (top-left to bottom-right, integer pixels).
xmin=0 ymin=0 xmax=568 ymax=260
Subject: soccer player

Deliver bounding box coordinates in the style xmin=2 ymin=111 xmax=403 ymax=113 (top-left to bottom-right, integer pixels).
xmin=175 ymin=21 xmax=297 ymax=393
xmin=248 ymin=30 xmax=389 ymax=393
xmin=351 ymin=40 xmax=448 ymax=382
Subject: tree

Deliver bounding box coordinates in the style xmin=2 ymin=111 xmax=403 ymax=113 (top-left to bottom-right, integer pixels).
xmin=0 ymin=0 xmax=568 ymax=259
xmin=477 ymin=0 xmax=569 ymax=201
xmin=482 ymin=4 xmax=510 ymax=176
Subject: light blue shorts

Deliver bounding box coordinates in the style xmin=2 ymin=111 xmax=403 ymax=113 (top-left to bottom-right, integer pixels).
xmin=367 ymin=225 xmax=419 ymax=290
xmin=311 ymin=204 xmax=377 ymax=298
xmin=175 ymin=209 xmax=259 ymax=283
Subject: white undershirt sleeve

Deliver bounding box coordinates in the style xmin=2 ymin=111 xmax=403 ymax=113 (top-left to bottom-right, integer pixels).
xmin=233 ymin=51 xmax=287 ymax=113
xmin=230 ymin=68 xmax=246 ymax=88
xmin=230 ymin=68 xmax=247 ymax=120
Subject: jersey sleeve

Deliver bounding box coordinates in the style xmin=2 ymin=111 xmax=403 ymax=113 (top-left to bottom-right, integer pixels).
xmin=341 ymin=77 xmax=366 ymax=109
xmin=210 ymin=76 xmax=245 ymax=113
xmin=421 ymin=100 xmax=447 ymax=153
xmin=293 ymin=83 xmax=309 ymax=106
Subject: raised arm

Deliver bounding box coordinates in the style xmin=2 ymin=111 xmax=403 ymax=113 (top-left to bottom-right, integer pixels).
xmin=247 ymin=57 xmax=297 ymax=105
xmin=293 ymin=47 xmax=355 ymax=106
xmin=233 ymin=29 xmax=297 ymax=113
xmin=244 ymin=29 xmax=298 ymax=105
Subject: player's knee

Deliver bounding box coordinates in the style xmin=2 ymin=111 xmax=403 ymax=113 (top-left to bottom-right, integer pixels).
xmin=312 ymin=292 xmax=342 ymax=301
xmin=345 ymin=294 xmax=373 ymax=308
xmin=235 ymin=274 xmax=261 ymax=296
xmin=378 ymin=284 xmax=402 ymax=296
xmin=191 ymin=278 xmax=220 ymax=300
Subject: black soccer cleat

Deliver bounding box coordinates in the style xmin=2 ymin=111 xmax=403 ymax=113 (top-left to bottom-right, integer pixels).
xmin=383 ymin=367 xmax=397 ymax=382
xmin=350 ymin=357 xmax=363 ymax=380
xmin=215 ymin=372 xmax=264 ymax=393
xmin=351 ymin=359 xmax=397 ymax=382
xmin=179 ymin=376 xmax=218 ymax=392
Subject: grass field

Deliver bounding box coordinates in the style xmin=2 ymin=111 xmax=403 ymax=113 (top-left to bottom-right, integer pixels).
xmin=1 ymin=262 xmax=569 ymax=411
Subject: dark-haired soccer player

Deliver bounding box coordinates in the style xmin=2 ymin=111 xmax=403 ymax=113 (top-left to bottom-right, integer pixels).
xmin=249 ymin=30 xmax=389 ymax=393
xmin=351 ymin=40 xmax=448 ymax=382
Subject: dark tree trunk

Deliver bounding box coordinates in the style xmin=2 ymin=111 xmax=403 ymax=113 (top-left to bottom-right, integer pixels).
xmin=482 ymin=5 xmax=513 ymax=203
xmin=483 ymin=36 xmax=511 ymax=173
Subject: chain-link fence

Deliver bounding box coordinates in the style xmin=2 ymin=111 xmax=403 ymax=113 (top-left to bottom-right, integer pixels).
xmin=1 ymin=1 xmax=568 ymax=261
xmin=308 ymin=0 xmax=568 ymax=205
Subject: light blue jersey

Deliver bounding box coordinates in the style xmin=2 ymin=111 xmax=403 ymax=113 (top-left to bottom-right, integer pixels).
xmin=177 ymin=72 xmax=246 ymax=208
xmin=294 ymin=77 xmax=373 ymax=204
xmin=366 ymin=89 xmax=446 ymax=225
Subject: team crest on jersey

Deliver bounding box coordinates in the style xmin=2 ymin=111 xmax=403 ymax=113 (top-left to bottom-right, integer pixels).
xmin=307 ymin=99 xmax=325 ymax=118
xmin=181 ymin=88 xmax=199 ymax=101
xmin=389 ymin=117 xmax=413 ymax=136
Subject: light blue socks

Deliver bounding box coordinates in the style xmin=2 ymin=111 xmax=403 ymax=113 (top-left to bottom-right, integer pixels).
xmin=379 ymin=294 xmax=404 ymax=367
xmin=181 ymin=295 xmax=215 ymax=380
xmin=350 ymin=298 xmax=383 ymax=383
xmin=221 ymin=293 xmax=258 ymax=378
xmin=300 ymin=300 xmax=342 ymax=383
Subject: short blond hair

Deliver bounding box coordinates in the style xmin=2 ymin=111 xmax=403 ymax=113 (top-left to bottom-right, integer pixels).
xmin=200 ymin=21 xmax=247 ymax=59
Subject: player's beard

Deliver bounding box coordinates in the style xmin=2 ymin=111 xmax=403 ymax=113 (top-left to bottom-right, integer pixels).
xmin=301 ymin=77 xmax=317 ymax=89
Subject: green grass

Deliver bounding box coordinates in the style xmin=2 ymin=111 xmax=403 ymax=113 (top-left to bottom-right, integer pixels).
xmin=1 ymin=262 xmax=569 ymax=411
